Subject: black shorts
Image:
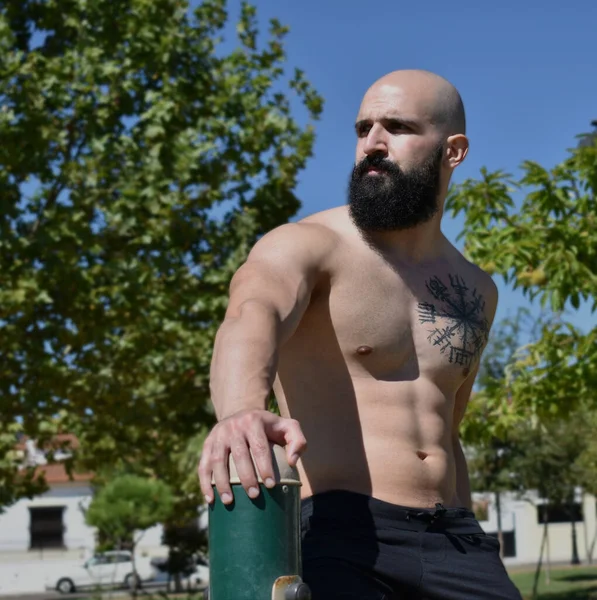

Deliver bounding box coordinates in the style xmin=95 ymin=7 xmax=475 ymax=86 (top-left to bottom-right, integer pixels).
xmin=301 ymin=490 xmax=522 ymax=600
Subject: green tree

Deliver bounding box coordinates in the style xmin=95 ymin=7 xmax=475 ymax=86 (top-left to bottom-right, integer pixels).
xmin=447 ymin=133 xmax=597 ymax=429
xmin=161 ymin=521 xmax=208 ymax=592
xmin=86 ymin=474 xmax=174 ymax=593
xmin=78 ymin=427 xmax=209 ymax=580
xmin=571 ymin=407 xmax=597 ymax=563
xmin=508 ymin=415 xmax=590 ymax=598
xmin=466 ymin=309 xmax=535 ymax=556
xmin=450 ymin=127 xmax=596 ymax=593
xmin=158 ymin=427 xmax=210 ymax=591
xmin=578 ymin=120 xmax=597 ymax=149
xmin=0 ymin=0 xmax=322 ymax=512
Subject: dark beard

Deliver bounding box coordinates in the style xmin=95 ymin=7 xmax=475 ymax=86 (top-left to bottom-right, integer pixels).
xmin=347 ymin=144 xmax=443 ymax=233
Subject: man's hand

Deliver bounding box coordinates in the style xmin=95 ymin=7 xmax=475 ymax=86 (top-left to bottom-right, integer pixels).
xmin=198 ymin=409 xmax=307 ymax=505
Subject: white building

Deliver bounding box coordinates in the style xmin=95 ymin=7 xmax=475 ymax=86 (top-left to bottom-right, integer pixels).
xmin=0 ymin=437 xmax=168 ymax=595
xmin=473 ymin=489 xmax=597 ymax=567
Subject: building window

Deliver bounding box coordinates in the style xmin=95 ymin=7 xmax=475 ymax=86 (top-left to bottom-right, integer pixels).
xmin=537 ymin=503 xmax=583 ymax=524
xmin=29 ymin=506 xmax=66 ymax=550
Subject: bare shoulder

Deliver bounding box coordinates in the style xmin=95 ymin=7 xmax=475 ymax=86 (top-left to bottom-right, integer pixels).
xmin=246 ymin=208 xmax=345 ymax=269
xmin=298 ymin=205 xmax=351 ymax=229
xmin=227 ymin=213 xmax=345 ymax=318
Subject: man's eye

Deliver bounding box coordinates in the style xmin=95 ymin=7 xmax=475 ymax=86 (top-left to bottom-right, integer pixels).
xmin=357 ymin=125 xmax=370 ymax=137
xmin=387 ymin=122 xmax=407 ymax=133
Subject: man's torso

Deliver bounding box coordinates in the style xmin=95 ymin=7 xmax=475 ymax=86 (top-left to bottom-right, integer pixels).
xmin=272 ymin=207 xmax=495 ymax=508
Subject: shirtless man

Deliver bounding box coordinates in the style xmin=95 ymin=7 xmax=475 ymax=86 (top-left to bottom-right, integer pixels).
xmin=199 ymin=70 xmax=522 ymax=599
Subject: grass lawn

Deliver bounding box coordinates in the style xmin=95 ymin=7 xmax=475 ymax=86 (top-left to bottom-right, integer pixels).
xmin=509 ymin=565 xmax=597 ymax=599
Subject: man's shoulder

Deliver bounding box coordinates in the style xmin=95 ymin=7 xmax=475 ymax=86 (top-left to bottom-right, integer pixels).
xmin=268 ymin=206 xmax=350 ymax=249
xmin=297 ymin=206 xmax=351 ymax=232
xmin=249 ymin=207 xmax=349 ymax=267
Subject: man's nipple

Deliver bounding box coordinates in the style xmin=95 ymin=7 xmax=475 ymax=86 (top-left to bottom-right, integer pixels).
xmin=356 ymin=345 xmax=373 ymax=356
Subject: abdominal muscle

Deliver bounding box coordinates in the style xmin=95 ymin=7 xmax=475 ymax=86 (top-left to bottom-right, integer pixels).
xmin=275 ymin=376 xmax=458 ymax=510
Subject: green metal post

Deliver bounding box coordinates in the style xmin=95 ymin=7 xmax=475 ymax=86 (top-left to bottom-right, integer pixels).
xmin=208 ymin=444 xmax=311 ymax=600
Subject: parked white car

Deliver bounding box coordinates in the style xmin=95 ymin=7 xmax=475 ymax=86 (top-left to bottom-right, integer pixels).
xmin=51 ymin=550 xmax=155 ymax=593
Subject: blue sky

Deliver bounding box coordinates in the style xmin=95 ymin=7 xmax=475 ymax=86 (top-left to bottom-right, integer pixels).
xmin=217 ymin=0 xmax=597 ymax=334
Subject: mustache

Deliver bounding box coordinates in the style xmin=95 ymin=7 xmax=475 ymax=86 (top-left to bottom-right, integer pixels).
xmin=353 ymin=154 xmax=401 ymax=178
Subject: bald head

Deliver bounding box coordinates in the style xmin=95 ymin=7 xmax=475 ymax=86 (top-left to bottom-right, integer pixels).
xmin=351 ymin=69 xmax=470 ymax=231
xmin=364 ymin=70 xmax=466 ymax=136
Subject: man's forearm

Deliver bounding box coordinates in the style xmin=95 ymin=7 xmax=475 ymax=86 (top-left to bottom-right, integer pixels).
xmin=453 ymin=437 xmax=472 ymax=509
xmin=210 ymin=302 xmax=280 ymax=421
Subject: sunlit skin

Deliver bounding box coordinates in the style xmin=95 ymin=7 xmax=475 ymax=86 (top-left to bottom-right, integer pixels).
xmin=199 ymin=70 xmax=497 ymax=512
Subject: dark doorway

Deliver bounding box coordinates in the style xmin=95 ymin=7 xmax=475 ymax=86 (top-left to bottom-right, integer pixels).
xmin=29 ymin=506 xmax=66 ymax=550
xmin=488 ymin=530 xmax=517 ymax=558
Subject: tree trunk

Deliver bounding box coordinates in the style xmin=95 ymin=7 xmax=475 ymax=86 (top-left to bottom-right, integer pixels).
xmin=545 ymin=521 xmax=551 ymax=585
xmin=496 ymin=491 xmax=504 ymax=560
xmin=588 ymin=529 xmax=597 ymax=565
xmin=586 ymin=495 xmax=597 ymax=564
xmin=174 ymin=572 xmax=183 ymax=593
xmin=570 ymin=500 xmax=581 ymax=565
xmin=571 ymin=519 xmax=581 ymax=564
xmin=532 ymin=515 xmax=549 ymax=600
xmin=583 ymin=501 xmax=590 ymax=564
xmin=130 ymin=542 xmax=139 ymax=599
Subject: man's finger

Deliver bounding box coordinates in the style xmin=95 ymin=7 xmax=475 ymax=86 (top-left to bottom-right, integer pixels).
xmin=210 ymin=441 xmax=233 ymax=505
xmin=212 ymin=460 xmax=233 ymax=505
xmin=229 ymin=437 xmax=261 ymax=499
xmin=198 ymin=464 xmax=214 ymax=504
xmin=246 ymin=428 xmax=276 ymax=489
xmin=198 ymin=444 xmax=215 ymax=503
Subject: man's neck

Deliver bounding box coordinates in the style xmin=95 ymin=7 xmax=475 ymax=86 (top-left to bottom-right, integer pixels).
xmin=358 ymin=215 xmax=446 ymax=265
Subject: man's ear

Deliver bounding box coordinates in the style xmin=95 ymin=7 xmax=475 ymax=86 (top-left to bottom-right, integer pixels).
xmin=445 ymin=134 xmax=469 ymax=168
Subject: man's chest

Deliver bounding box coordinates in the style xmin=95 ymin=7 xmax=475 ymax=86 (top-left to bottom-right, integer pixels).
xmin=326 ymin=267 xmax=491 ymax=382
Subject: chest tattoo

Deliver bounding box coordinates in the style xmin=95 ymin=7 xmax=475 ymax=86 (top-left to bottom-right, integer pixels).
xmin=417 ymin=274 xmax=489 ymax=368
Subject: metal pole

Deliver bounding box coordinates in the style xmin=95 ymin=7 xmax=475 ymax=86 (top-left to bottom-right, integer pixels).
xmin=207 ymin=444 xmax=311 ymax=600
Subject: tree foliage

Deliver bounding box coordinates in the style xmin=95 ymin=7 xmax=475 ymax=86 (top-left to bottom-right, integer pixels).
xmin=160 ymin=521 xmax=208 ymax=591
xmin=572 ymin=408 xmax=597 ymax=497
xmin=0 ymin=0 xmax=322 ymax=510
xmin=86 ymin=474 xmax=174 ymax=545
xmin=507 ymin=415 xmax=588 ymax=506
xmin=456 ymin=130 xmax=597 ymax=570
xmin=448 ymin=135 xmax=597 ymax=430
xmin=86 ymin=474 xmax=173 ymax=594
xmin=462 ymin=309 xmax=541 ymax=444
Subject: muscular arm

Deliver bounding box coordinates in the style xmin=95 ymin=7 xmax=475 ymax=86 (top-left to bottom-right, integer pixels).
xmin=210 ymin=222 xmax=335 ymax=420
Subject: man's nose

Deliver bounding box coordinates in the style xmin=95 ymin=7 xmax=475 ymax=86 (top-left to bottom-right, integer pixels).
xmin=363 ymin=124 xmax=388 ymax=156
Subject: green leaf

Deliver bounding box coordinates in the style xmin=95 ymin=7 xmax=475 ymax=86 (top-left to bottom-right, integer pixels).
xmin=0 ymin=0 xmax=322 ymax=515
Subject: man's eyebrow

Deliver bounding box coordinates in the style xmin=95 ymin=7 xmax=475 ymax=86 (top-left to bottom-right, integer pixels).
xmin=354 ymin=116 xmax=420 ymax=131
